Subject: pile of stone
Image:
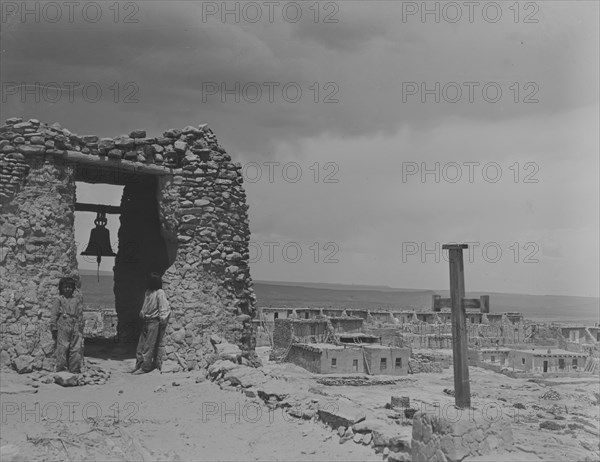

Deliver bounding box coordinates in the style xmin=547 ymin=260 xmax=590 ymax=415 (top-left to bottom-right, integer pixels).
xmin=349 ymin=419 xmax=412 ymax=461
xmin=78 ymin=366 xmax=111 ymax=385
xmin=50 ymin=367 xmax=110 ymax=387
xmin=409 ymin=353 xmax=443 ymax=373
xmin=540 ymin=389 xmax=561 ymax=400
xmin=206 ymin=360 xmax=413 ymax=460
xmin=412 ymin=410 xmax=514 ymax=461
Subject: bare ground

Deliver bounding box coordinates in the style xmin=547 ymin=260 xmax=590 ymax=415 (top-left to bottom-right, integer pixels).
xmin=1 ymin=348 xmax=599 ymax=462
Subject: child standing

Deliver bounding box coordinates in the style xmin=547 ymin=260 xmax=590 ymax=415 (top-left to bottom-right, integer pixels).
xmin=50 ymin=277 xmax=84 ymax=373
xmin=132 ymin=273 xmax=171 ymax=374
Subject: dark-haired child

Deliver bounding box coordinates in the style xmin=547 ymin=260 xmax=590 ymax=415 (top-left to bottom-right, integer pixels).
xmin=50 ymin=277 xmax=84 ymax=373
xmin=132 ymin=273 xmax=171 ymax=374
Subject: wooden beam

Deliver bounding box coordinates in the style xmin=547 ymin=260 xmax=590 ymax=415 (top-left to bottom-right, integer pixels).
xmin=44 ymin=149 xmax=173 ymax=182
xmin=75 ymin=203 xmax=121 ymax=214
xmin=443 ymin=243 xmax=471 ymax=408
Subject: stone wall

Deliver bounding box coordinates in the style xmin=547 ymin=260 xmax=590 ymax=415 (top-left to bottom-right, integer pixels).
xmin=411 ymin=410 xmax=514 ymax=461
xmin=0 ymin=155 xmax=78 ymax=372
xmin=0 ymin=117 xmax=256 ymax=371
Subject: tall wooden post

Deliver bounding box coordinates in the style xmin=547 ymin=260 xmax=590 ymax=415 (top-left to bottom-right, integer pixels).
xmin=443 ymin=244 xmax=471 ymax=408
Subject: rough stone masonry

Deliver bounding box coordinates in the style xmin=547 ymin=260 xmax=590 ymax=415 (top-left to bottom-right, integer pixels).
xmin=0 ymin=117 xmax=257 ymax=372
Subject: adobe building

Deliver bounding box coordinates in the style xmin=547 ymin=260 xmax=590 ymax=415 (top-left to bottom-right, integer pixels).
xmin=508 ymin=348 xmax=587 ymax=373
xmin=272 ymin=316 xmax=409 ymax=375
xmin=478 ymin=347 xmax=511 ymax=367
xmin=272 ymin=316 xmax=378 ymax=350
xmin=272 ymin=318 xmax=332 ymax=349
xmin=259 ymin=299 xmax=527 ymax=350
xmin=287 ymin=343 xmax=409 ymax=375
xmin=0 ymin=117 xmax=256 ymax=371
xmin=556 ymin=325 xmax=600 ymax=351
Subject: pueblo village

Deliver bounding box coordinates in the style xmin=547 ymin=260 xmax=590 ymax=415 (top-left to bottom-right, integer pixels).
xmin=1 ymin=2 xmax=599 ymax=462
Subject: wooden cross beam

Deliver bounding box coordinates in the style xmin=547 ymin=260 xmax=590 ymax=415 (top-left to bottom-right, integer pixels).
xmin=443 ymin=244 xmax=471 ymax=408
xmin=75 ymin=203 xmax=121 ymax=214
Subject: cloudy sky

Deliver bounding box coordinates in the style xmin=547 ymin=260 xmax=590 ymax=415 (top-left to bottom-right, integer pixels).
xmin=2 ymin=1 xmax=598 ymax=296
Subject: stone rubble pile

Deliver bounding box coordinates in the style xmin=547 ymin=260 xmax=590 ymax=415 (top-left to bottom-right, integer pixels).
xmin=412 ymin=410 xmax=514 ymax=461
xmin=540 ymin=389 xmax=561 ymax=400
xmin=206 ymin=360 xmax=412 ymax=460
xmin=18 ymin=365 xmax=111 ymax=387
xmin=78 ymin=366 xmax=111 ymax=385
xmin=409 ymin=353 xmax=443 ymax=374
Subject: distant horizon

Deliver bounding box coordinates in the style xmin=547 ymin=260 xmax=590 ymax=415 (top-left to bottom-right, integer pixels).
xmin=78 ymin=269 xmax=599 ymax=300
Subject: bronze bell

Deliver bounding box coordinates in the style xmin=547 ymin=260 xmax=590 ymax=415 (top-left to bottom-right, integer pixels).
xmin=81 ymin=211 xmax=116 ymax=281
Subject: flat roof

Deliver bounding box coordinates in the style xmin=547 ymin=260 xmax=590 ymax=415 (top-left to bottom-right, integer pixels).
xmin=560 ymin=326 xmax=599 ymax=330
xmin=295 ymin=343 xmax=346 ymax=350
xmin=292 ymin=343 xmax=407 ymax=352
xmin=363 ymin=345 xmax=408 ymax=351
xmin=510 ymin=348 xmax=587 ymax=357
xmin=337 ymin=333 xmax=377 ymax=338
xmin=280 ymin=318 xmax=328 ymax=323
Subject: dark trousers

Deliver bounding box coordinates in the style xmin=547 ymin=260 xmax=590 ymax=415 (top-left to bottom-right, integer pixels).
xmin=135 ymin=316 xmax=169 ymax=372
xmin=56 ymin=317 xmax=83 ymax=373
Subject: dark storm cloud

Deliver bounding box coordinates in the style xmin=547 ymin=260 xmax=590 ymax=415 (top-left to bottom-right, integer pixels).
xmin=289 ymin=2 xmax=391 ymax=52
xmin=4 ymin=0 xmax=596 ymax=158
xmin=2 ymin=1 xmax=597 ymax=295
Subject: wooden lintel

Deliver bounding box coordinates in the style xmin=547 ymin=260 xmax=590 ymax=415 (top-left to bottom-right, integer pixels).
xmin=46 ymin=149 xmax=173 ymax=177
xmin=75 ymin=203 xmax=121 ymax=214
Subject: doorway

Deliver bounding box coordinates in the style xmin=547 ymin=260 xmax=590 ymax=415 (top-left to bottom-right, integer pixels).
xmin=74 ymin=171 xmax=174 ymax=359
xmin=75 ymin=183 xmax=122 ymax=353
xmin=543 ymin=360 xmax=548 ymax=372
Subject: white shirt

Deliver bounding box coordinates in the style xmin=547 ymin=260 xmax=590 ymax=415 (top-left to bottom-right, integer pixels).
xmin=139 ymin=289 xmax=170 ymax=321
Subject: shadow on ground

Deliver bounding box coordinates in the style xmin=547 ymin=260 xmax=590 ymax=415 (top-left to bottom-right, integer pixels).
xmin=84 ymin=337 xmax=137 ymax=360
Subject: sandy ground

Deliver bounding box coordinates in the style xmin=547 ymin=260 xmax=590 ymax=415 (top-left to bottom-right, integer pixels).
xmin=1 ymin=348 xmax=599 ymax=462
xmin=0 ymin=359 xmax=377 ymax=461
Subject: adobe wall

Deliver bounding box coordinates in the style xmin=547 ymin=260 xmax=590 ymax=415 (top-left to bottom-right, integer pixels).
xmin=287 ymin=344 xmax=322 ymax=373
xmin=272 ymin=318 xmax=329 ymax=349
xmin=0 ymin=117 xmax=257 ymax=371
xmin=320 ymin=346 xmax=365 ymax=374
xmin=330 ymin=317 xmax=363 ymax=333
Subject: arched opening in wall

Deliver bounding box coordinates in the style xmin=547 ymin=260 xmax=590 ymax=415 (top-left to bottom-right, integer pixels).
xmin=74 ymin=164 xmax=175 ymax=360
